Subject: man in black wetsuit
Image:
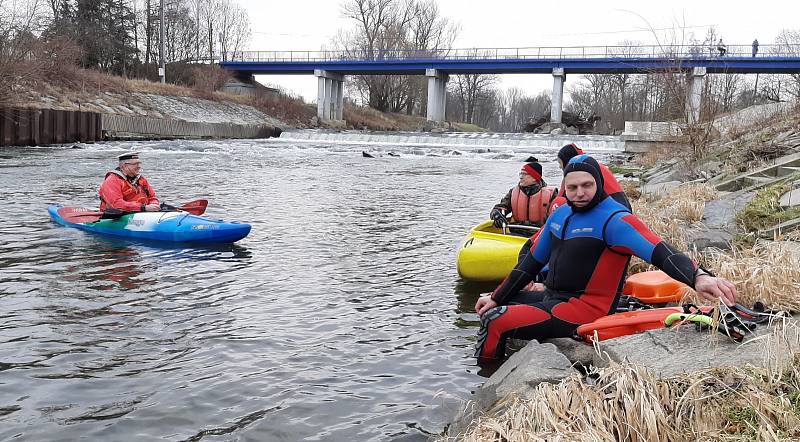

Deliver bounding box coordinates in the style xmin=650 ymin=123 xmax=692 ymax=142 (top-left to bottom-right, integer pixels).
xmin=474 ymin=155 xmax=738 ymax=361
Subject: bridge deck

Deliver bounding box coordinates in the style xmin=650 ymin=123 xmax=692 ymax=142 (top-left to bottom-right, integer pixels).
xmin=218 ymin=45 xmax=800 ymax=75
xmin=220 ymin=57 xmax=800 ymax=75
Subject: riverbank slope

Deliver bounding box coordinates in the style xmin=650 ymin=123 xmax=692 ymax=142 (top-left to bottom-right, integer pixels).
xmin=5 ymin=68 xmax=485 ymax=138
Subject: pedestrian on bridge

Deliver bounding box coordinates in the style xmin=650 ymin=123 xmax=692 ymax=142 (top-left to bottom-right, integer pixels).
xmin=752 ymin=39 xmax=759 ymax=57
xmin=717 ymin=39 xmax=727 ymax=57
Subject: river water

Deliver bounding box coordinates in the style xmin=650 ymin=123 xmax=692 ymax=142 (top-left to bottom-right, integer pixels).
xmin=0 ymin=135 xmax=621 ymax=441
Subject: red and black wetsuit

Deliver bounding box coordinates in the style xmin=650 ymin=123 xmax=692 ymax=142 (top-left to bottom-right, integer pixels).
xmin=476 ymin=192 xmax=701 ymax=361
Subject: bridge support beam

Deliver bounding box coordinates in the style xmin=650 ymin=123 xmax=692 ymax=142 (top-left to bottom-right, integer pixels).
xmin=550 ymin=68 xmax=566 ymax=123
xmin=685 ymin=67 xmax=706 ymax=124
xmin=426 ymin=69 xmax=449 ymax=122
xmin=315 ymin=70 xmax=345 ymax=122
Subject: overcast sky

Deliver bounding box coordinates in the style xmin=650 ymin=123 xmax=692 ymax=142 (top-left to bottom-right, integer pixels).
xmin=234 ymin=0 xmax=800 ymax=103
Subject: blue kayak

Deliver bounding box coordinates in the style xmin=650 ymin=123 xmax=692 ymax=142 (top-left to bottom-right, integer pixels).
xmin=48 ymin=205 xmax=251 ymax=244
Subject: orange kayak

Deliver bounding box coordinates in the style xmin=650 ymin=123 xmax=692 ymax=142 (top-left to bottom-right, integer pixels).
xmin=622 ymin=270 xmax=691 ymax=304
xmin=576 ymin=307 xmax=684 ymax=343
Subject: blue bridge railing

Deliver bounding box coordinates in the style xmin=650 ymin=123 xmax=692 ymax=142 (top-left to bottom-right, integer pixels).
xmin=219 ymin=44 xmax=800 ymax=63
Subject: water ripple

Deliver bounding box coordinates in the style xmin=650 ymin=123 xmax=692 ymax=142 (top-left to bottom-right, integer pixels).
xmin=0 ymin=138 xmax=623 ymax=441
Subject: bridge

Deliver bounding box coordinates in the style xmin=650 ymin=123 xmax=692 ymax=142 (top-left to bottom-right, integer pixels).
xmin=218 ymin=44 xmax=800 ymax=125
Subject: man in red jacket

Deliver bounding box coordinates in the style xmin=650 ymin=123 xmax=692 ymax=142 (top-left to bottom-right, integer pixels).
xmin=98 ymin=152 xmax=160 ymax=212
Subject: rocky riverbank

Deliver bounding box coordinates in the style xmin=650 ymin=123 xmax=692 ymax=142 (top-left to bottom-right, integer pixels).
xmin=444 ymin=102 xmax=800 ymax=441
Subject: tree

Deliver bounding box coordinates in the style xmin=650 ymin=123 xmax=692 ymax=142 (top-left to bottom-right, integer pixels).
xmin=334 ymin=0 xmax=457 ymax=113
xmin=450 ymin=73 xmax=498 ymax=124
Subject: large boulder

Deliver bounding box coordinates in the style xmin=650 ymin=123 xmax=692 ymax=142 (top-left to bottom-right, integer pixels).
xmin=446 ymin=340 xmax=575 ymax=438
xmin=474 ymin=340 xmax=575 ymax=409
xmin=592 ymin=319 xmax=799 ymax=378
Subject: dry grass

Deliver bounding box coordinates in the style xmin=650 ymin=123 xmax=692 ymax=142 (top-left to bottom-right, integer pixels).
xmin=343 ymin=104 xmax=426 ymax=131
xmin=696 ymin=244 xmax=800 ymax=312
xmin=634 ymin=145 xmax=679 ymax=169
xmin=453 ymin=323 xmax=800 ymax=442
xmin=629 ymin=183 xmax=718 ymax=273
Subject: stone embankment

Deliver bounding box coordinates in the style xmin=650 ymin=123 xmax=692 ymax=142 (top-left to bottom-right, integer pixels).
xmin=2 ymin=90 xmax=287 ymax=147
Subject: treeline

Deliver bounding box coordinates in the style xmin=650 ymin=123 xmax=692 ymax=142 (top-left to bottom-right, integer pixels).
xmin=0 ymin=0 xmax=250 ymax=104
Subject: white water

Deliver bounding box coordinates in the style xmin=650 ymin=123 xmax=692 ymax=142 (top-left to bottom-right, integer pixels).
xmin=278 ymin=129 xmax=625 ymax=152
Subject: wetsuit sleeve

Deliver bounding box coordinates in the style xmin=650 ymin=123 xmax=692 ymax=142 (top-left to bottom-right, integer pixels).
xmin=491 ymin=217 xmax=552 ymax=304
xmin=605 ymin=213 xmax=699 ymax=288
xmin=99 ymin=176 xmax=143 ymax=212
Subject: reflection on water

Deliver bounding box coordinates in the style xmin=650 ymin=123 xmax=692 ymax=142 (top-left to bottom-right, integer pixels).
xmin=0 ymin=139 xmax=621 ymax=441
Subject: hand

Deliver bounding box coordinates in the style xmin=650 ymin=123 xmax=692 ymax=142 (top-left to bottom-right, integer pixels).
xmin=475 ymin=294 xmax=498 ymax=317
xmin=490 ymin=208 xmax=507 ymax=228
xmin=694 ymin=275 xmax=737 ymax=306
xmin=144 ymin=204 xmax=161 ymax=212
xmin=524 ymin=282 xmax=545 ymax=291
xmin=160 ymin=202 xmax=178 ymax=211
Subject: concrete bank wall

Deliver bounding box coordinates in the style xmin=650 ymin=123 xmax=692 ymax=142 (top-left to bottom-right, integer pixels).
xmin=102 ymin=114 xmax=279 ymax=139
xmin=1 ymin=107 xmax=279 ymax=147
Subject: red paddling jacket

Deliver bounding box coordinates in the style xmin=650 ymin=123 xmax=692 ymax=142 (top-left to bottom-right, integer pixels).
xmin=99 ymin=170 xmax=159 ymax=211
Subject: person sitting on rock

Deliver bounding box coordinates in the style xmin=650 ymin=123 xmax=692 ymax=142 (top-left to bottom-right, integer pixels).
xmin=99 ymin=152 xmax=161 ymax=212
xmin=474 ymin=155 xmax=738 ymax=362
xmin=489 ymin=157 xmax=556 ymax=230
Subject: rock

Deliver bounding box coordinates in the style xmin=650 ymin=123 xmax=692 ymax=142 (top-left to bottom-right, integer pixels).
xmin=685 ymin=226 xmax=734 ymax=250
xmin=387 ymin=152 xmax=400 ymax=157
xmin=565 ymin=125 xmax=579 ymax=135
xmin=703 ymin=192 xmax=755 ymax=230
xmin=779 ymin=188 xmax=800 ymax=208
xmin=699 ymin=160 xmax=724 ymax=176
xmin=446 ymin=340 xmax=575 ymax=439
xmin=640 ymin=180 xmax=681 ymax=197
xmin=473 ymin=340 xmax=574 ymax=411
xmin=593 ymin=319 xmax=800 ymax=378
xmin=769 ymin=240 xmax=800 ymax=261
xmin=310 ymin=116 xmax=319 ymax=127
xmin=361 ymin=151 xmax=375 ymax=158
xmin=646 ymin=168 xmax=682 ymax=185
xmin=550 ymin=127 xmax=565 ymax=135
xmin=547 ymin=337 xmax=597 ymax=368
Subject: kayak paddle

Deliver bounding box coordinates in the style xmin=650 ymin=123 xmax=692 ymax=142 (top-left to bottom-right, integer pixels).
xmin=58 ymin=199 xmax=208 ymax=224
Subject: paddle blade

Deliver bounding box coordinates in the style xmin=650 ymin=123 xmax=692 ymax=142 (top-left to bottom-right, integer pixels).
xmin=58 ymin=207 xmax=103 ymax=224
xmin=178 ymin=199 xmax=208 ymax=215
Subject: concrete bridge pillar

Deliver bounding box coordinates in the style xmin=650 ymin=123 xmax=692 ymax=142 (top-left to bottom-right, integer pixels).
xmin=315 ymin=70 xmax=345 ymax=122
xmin=426 ymin=69 xmax=449 ymax=122
xmin=686 ymin=67 xmax=706 ymax=124
xmin=550 ymin=68 xmax=566 ymax=123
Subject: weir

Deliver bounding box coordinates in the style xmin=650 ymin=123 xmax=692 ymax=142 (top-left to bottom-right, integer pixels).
xmin=277 ymin=130 xmax=625 ymax=151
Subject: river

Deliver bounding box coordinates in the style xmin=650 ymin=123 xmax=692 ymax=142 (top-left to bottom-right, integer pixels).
xmin=0 ymin=135 xmax=622 ymax=441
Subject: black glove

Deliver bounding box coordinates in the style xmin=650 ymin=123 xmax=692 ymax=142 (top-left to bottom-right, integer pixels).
xmin=160 ymin=202 xmax=178 ymax=212
xmin=490 ymin=208 xmax=507 ymax=228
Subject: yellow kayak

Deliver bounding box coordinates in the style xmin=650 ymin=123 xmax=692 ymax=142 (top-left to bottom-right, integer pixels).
xmin=456 ymin=220 xmax=535 ymax=282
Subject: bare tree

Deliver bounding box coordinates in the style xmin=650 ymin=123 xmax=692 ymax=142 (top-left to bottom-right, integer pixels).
xmin=335 ymin=0 xmax=457 ymax=113
xmin=450 ymin=73 xmax=498 ymax=124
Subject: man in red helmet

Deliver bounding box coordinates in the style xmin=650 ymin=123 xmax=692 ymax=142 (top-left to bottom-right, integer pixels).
xmin=490 ymin=157 xmax=556 ymax=230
